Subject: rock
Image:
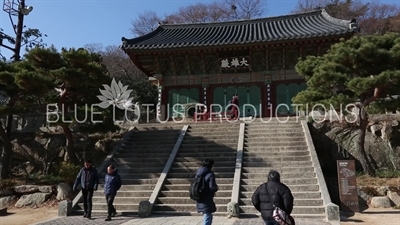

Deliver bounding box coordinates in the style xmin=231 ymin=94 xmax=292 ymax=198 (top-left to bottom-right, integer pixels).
xmin=0 ymin=207 xmax=7 ymax=216
xmin=58 ymin=200 xmax=72 ymax=217
xmin=0 ymin=196 xmax=17 ymax=207
xmin=39 ymin=186 xmax=53 ymax=193
xmin=388 ymin=191 xmax=400 ymax=206
xmin=376 ymin=186 xmax=389 ymax=196
xmin=15 ymin=193 xmax=52 ymax=207
xmin=0 ymin=188 xmax=15 ymax=197
xmin=370 ymin=196 xmax=392 ymax=208
xmin=56 ymin=183 xmax=72 ymax=201
xmin=227 ymin=201 xmax=240 ymax=218
xmin=138 ymin=200 xmax=152 ymax=217
xmin=13 ymin=185 xmax=39 ymax=194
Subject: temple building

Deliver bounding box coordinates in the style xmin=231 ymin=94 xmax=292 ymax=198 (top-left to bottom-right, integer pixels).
xmin=121 ymin=9 xmax=357 ymax=119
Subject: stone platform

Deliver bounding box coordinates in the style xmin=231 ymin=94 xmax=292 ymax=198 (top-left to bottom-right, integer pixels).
xmin=32 ymin=215 xmax=331 ymax=225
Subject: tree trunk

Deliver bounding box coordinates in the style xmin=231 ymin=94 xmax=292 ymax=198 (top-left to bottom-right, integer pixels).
xmin=357 ymin=107 xmax=376 ymax=176
xmin=59 ymin=123 xmax=78 ymax=164
xmin=0 ymin=124 xmax=12 ymax=180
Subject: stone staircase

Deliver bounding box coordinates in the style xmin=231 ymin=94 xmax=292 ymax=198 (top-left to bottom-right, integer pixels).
xmin=152 ymin=123 xmax=241 ymax=216
xmin=239 ymin=120 xmax=326 ymax=219
xmin=75 ymin=124 xmax=183 ymax=215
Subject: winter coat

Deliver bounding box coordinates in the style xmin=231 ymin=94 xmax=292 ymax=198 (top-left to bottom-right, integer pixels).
xmin=252 ymin=181 xmax=294 ymax=220
xmin=104 ymin=170 xmax=122 ymax=196
xmin=73 ymin=166 xmax=99 ymax=191
xmin=195 ymin=166 xmax=218 ymax=213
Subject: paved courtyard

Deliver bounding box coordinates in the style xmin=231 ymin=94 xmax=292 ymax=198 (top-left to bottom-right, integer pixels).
xmin=32 ymin=215 xmax=331 ymax=225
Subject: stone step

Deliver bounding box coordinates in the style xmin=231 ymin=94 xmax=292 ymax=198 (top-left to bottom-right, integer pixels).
xmin=241 ymin=167 xmax=315 ymax=174
xmin=118 ymin=173 xmax=162 ymax=180
xmin=245 ymin=122 xmax=301 ymax=126
xmin=111 ymin=161 xmax=167 ymax=168
xmin=93 ymin=190 xmax=153 ymax=198
xmin=239 ymin=198 xmax=323 ymax=206
xmin=186 ymin=132 xmax=239 ymax=136
xmin=92 ymin=196 xmax=148 ymax=204
xmin=244 ymin=137 xmax=305 ymax=142
xmin=116 ymin=153 xmax=172 ymax=158
xmin=173 ymin=157 xmax=236 ymax=163
xmin=112 ymin=158 xmax=169 ymax=164
xmin=164 ymin=178 xmax=234 ymax=185
xmin=244 ymin=133 xmax=304 ymax=138
xmin=244 ymin=141 xmax=307 ymax=147
xmin=187 ymin=129 xmax=239 ymax=133
xmin=172 ymin=161 xmax=235 ymax=168
xmin=245 ymin=128 xmax=303 ymax=133
xmin=169 ymin=167 xmax=235 ymax=173
xmin=180 ymin=143 xmax=237 ymax=148
xmin=167 ymin=172 xmax=234 ymax=179
xmin=177 ymin=148 xmax=237 ymax=153
xmin=243 ymin=151 xmax=310 ymax=157
xmin=91 ymin=203 xmax=139 ymax=211
xmin=159 ymin=190 xmax=232 ymax=198
xmin=181 ymin=139 xmax=237 ymax=144
xmin=73 ymin=209 xmax=137 ymax=216
xmin=239 ymin=205 xmax=325 ymax=214
xmin=97 ymin=184 xmax=157 ymax=191
xmin=156 ymin=197 xmax=230 ymax=205
xmin=118 ymin=167 xmax=165 ymax=173
xmin=239 ymin=213 xmax=326 ymax=220
xmin=162 ymin=184 xmax=232 ymax=191
xmin=240 ymin=191 xmax=321 ymax=199
xmin=176 ymin=152 xmax=237 ymax=158
xmin=244 ymin=146 xmax=308 ymax=151
xmin=241 ymin=178 xmax=318 ymax=185
xmin=241 ymin=184 xmax=320 ymax=192
xmin=153 ymin=204 xmax=227 ymax=213
xmin=241 ymin=172 xmax=315 ymax=179
xmin=99 ymin=178 xmax=159 ymax=185
xmin=242 ymin=161 xmax=312 ymax=167
xmin=242 ymin=155 xmax=311 ymax=162
xmin=242 ymin=161 xmax=313 ymax=169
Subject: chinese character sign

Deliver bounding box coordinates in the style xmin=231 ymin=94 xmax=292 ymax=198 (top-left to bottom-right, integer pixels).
xmin=220 ymin=57 xmax=250 ymax=69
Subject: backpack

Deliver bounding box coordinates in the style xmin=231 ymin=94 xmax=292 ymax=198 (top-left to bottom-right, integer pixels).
xmin=189 ymin=175 xmax=206 ymax=201
xmin=265 ymin=184 xmax=294 ymax=225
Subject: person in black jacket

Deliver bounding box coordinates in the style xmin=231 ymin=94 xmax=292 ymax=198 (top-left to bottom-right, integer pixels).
xmin=104 ymin=165 xmax=121 ymax=221
xmin=73 ymin=160 xmax=99 ymax=219
xmin=195 ymin=158 xmax=219 ymax=225
xmin=252 ymin=170 xmax=294 ymax=225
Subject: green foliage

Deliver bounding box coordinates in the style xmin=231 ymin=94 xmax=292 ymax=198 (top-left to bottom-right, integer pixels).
xmin=375 ymin=169 xmax=400 ymax=178
xmin=57 ymin=162 xmax=81 ymax=185
xmin=129 ymin=77 xmax=158 ymax=105
xmin=293 ymin=33 xmax=400 ymax=111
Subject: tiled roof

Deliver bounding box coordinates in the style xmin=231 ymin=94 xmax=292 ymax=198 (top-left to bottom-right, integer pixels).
xmin=121 ymin=9 xmax=357 ymax=50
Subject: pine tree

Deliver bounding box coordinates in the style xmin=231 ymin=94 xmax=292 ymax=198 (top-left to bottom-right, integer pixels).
xmin=293 ymin=33 xmax=400 ymax=176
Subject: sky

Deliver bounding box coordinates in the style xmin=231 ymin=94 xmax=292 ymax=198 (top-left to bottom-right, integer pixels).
xmin=1 ymin=0 xmax=399 ymax=59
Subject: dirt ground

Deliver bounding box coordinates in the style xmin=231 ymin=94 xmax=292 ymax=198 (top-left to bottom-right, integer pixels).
xmin=1 ymin=206 xmax=58 ymax=225
xmin=341 ymin=208 xmax=400 ymax=225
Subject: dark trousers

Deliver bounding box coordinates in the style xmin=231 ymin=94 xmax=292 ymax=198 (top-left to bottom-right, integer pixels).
xmin=106 ymin=195 xmax=116 ymax=216
xmin=82 ymin=189 xmax=94 ymax=215
xmin=264 ymin=219 xmax=278 ymax=225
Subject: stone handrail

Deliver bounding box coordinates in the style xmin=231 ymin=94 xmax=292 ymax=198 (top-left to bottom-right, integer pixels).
xmin=137 ymin=125 xmax=189 ymax=217
xmin=301 ymin=120 xmax=340 ymax=223
xmin=228 ymin=122 xmax=245 ymax=218
xmin=58 ymin=128 xmax=136 ymax=216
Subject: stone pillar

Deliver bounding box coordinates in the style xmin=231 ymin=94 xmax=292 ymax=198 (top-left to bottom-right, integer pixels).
xmin=157 ymin=86 xmax=163 ymax=121
xmin=58 ymin=200 xmax=72 ymax=216
xmin=203 ymin=86 xmax=207 ymax=105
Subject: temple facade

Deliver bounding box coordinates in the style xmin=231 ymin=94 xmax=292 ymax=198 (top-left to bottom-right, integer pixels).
xmin=121 ymin=9 xmax=357 ymax=119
